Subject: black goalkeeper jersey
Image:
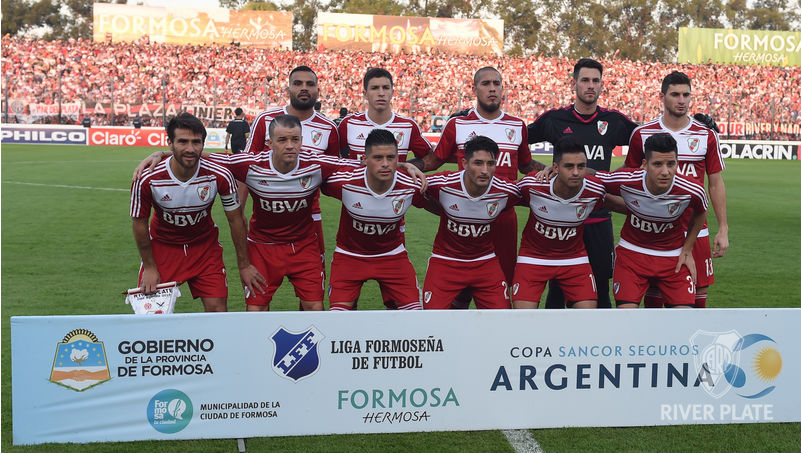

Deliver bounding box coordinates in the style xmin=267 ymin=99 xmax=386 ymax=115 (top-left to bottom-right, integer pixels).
xmin=527 ymin=104 xmax=638 ymax=218
xmin=527 ymin=105 xmax=638 ymax=172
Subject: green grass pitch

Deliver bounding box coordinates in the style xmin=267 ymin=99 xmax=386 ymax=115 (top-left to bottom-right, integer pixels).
xmin=2 ymin=144 xmax=799 ymax=452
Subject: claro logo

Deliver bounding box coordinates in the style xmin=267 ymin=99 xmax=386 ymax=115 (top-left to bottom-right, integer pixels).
xmin=89 ymin=128 xmax=168 ymax=147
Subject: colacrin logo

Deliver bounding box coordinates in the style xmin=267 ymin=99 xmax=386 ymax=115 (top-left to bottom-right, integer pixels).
xmin=147 ymin=389 xmax=193 ymax=434
xmin=691 ymin=330 xmax=782 ymax=399
xmin=49 ymin=329 xmax=111 ymax=391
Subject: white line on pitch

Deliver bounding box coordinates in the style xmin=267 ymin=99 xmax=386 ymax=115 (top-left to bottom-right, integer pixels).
xmin=502 ymin=429 xmax=545 ymax=453
xmin=3 ymin=181 xmax=128 ymax=192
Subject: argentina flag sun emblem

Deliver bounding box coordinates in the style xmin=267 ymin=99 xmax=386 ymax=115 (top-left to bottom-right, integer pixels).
xmin=270 ymin=326 xmax=324 ymax=382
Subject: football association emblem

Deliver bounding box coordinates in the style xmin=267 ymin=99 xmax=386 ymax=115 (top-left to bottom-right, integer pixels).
xmin=49 ymin=329 xmax=111 ymax=391
xmin=668 ymin=202 xmax=681 ymax=216
xmin=576 ymin=204 xmax=588 ymax=219
xmin=688 ymin=137 xmax=700 ymax=153
xmin=424 ymin=291 xmax=432 ymax=304
xmin=486 ymin=201 xmax=499 ymax=216
xmin=197 ymin=185 xmax=211 ymax=201
xmin=312 ymin=130 xmax=323 ymax=146
xmin=270 ymin=326 xmax=324 ymax=382
xmin=300 ymin=175 xmax=312 ymax=189
xmin=613 ymin=282 xmax=620 ymax=294
xmin=394 ymin=131 xmax=405 ymax=144
xmin=505 ymin=128 xmax=515 ymax=141
xmin=597 ymin=121 xmax=608 ymax=135
xmin=392 ymin=199 xmax=405 ymax=214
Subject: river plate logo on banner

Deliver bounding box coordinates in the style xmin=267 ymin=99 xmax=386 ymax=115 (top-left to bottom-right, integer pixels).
xmin=691 ymin=330 xmax=783 ymax=399
xmin=147 ymin=389 xmax=193 ymax=434
xmin=271 ymin=326 xmax=324 ymax=382
xmin=49 ymin=329 xmax=111 ymax=391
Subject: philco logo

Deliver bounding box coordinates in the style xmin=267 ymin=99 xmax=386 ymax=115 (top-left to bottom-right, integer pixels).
xmin=49 ymin=329 xmax=111 ymax=391
xmin=691 ymin=330 xmax=783 ymax=399
xmin=147 ymin=389 xmax=193 ymax=434
xmin=271 ymin=326 xmax=324 ymax=382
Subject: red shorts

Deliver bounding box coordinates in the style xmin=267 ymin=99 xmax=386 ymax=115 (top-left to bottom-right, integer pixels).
xmin=613 ymin=246 xmax=695 ymax=307
xmin=245 ymin=234 xmax=324 ymax=308
xmin=143 ymin=232 xmax=227 ymax=299
xmin=512 ymin=261 xmax=597 ymax=305
xmin=422 ymin=256 xmax=510 ymax=309
xmin=329 ymin=251 xmax=421 ymax=309
xmin=492 ymin=209 xmax=518 ymax=284
xmin=693 ymin=233 xmax=715 ymax=288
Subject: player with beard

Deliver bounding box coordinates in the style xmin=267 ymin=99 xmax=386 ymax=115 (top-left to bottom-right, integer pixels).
xmin=526 ymin=58 xmax=638 ymax=310
xmin=243 ymin=66 xmax=339 ymax=282
xmin=409 ymin=67 xmax=544 ymax=308
xmin=624 ymin=71 xmax=728 ymax=308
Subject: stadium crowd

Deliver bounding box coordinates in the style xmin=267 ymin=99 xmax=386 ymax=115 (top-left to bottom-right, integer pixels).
xmin=2 ymin=36 xmax=800 ymax=138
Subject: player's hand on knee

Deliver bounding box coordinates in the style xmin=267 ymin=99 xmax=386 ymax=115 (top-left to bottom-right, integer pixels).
xmin=534 ymin=166 xmax=555 ymax=183
xmin=675 ymin=252 xmax=696 ymax=283
xmin=240 ymin=265 xmax=267 ymax=295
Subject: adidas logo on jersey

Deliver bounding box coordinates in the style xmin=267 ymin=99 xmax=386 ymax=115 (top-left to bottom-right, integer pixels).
xmin=356 ymin=133 xmax=366 ymax=140
xmin=352 ymin=202 xmax=363 ymax=209
xmin=467 ymin=131 xmax=477 ymax=139
xmin=537 ymin=205 xmax=548 ymax=213
xmin=160 ymin=194 xmax=172 ymax=201
xmin=563 ymin=127 xmax=573 ymax=134
xmin=631 ymin=200 xmax=640 ymax=207
xmin=259 ymin=179 xmax=269 ymax=185
xmin=448 ymin=204 xmax=459 ymax=211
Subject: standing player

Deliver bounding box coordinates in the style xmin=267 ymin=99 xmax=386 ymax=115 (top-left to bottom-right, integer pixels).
xmin=244 ymin=66 xmax=340 ymax=269
xmin=130 ymin=113 xmax=264 ymax=312
xmin=624 ymin=71 xmax=728 ymax=308
xmin=598 ymin=133 xmax=708 ymax=308
xmin=514 ymin=136 xmax=609 ymax=309
xmin=527 ymin=58 xmax=639 ymax=309
xmin=339 ymin=68 xmax=432 ymax=162
xmin=225 ymin=107 xmax=250 ymax=154
xmin=408 ymin=66 xmax=543 ymax=302
xmin=422 ymin=136 xmax=520 ymax=310
xmin=323 ymin=129 xmax=427 ymax=311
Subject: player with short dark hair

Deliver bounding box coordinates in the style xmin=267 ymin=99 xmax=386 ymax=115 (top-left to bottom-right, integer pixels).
xmin=323 ymin=129 xmax=427 ymax=311
xmin=130 ymin=113 xmax=264 ymax=312
xmin=408 ymin=66 xmax=544 ymax=307
xmin=597 ymin=133 xmax=709 ymax=308
xmin=513 ymin=135 xmax=608 ymax=309
xmin=243 ymin=66 xmax=341 ymax=278
xmin=526 ymin=57 xmax=639 ymax=310
xmin=624 ymin=70 xmax=728 ymax=309
xmin=421 ymin=136 xmax=520 ymax=309
xmin=225 ymin=107 xmax=250 ymax=154
xmin=338 ymin=67 xmax=432 ymax=162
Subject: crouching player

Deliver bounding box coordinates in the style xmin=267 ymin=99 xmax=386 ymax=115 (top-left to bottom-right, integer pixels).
xmin=597 ymin=133 xmax=708 ymax=308
xmin=130 ymin=113 xmax=264 ymax=312
xmin=513 ymin=136 xmax=608 ymax=309
xmin=422 ymin=136 xmax=520 ymax=309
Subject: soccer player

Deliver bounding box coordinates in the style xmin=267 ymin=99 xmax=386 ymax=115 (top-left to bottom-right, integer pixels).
xmin=408 ymin=66 xmax=543 ymax=300
xmin=243 ymin=65 xmax=340 ymax=269
xmin=130 ymin=113 xmax=264 ymax=312
xmin=514 ymin=136 xmax=609 ymax=309
xmin=338 ymin=68 xmax=432 ymax=162
xmin=526 ymin=58 xmax=639 ymax=310
xmin=323 ymin=129 xmax=427 ymax=311
xmin=624 ymin=71 xmax=728 ymax=309
xmin=598 ymin=133 xmax=708 ymax=308
xmin=422 ymin=136 xmax=520 ymax=309
xmin=224 ymin=107 xmax=250 ymax=154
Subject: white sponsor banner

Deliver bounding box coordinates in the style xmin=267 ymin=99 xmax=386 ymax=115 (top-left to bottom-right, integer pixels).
xmin=11 ymin=309 xmax=800 ymax=445
xmin=720 ymin=140 xmax=800 ymax=160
